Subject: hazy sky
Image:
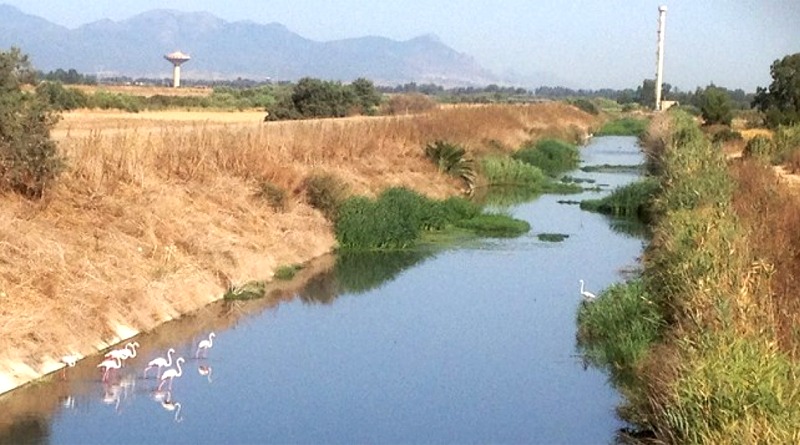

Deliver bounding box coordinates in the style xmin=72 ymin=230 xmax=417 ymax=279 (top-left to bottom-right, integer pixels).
xmin=3 ymin=0 xmax=799 ymax=91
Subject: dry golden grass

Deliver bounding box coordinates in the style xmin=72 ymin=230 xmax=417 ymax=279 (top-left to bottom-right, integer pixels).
xmin=69 ymin=83 xmax=213 ymax=98
xmin=0 ymin=102 xmax=596 ymax=394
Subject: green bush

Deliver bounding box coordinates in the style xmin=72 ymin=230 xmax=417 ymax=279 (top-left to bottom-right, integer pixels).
xmin=480 ymin=156 xmax=548 ymax=188
xmin=0 ymin=47 xmax=65 ymax=198
xmin=568 ymin=98 xmax=599 ymax=115
xmin=580 ymin=177 xmax=659 ymax=221
xmin=335 ymin=189 xmax=426 ymax=249
xmin=512 ymin=138 xmax=580 ymax=176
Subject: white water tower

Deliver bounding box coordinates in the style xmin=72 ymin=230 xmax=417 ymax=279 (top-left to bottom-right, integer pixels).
xmin=164 ymin=51 xmax=191 ymax=88
xmin=654 ymin=5 xmax=667 ymax=110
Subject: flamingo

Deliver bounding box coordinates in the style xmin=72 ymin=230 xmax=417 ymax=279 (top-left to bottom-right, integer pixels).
xmin=105 ymin=341 xmax=140 ymax=364
xmin=579 ymin=279 xmax=597 ymax=301
xmin=158 ymin=357 xmax=185 ymax=390
xmin=144 ymin=348 xmax=176 ymax=378
xmin=195 ymin=332 xmax=216 ymax=358
xmin=97 ymin=356 xmax=122 ymax=382
xmin=60 ymin=354 xmax=80 ymax=380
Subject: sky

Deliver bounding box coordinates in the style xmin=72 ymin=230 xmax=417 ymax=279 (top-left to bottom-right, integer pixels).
xmin=3 ymin=0 xmax=799 ymax=92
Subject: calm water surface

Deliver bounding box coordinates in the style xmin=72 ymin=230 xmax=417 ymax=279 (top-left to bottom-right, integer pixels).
xmin=1 ymin=136 xmax=645 ymax=445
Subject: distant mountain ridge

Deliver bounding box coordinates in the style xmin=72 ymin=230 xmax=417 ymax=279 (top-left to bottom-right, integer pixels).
xmin=0 ymin=4 xmax=500 ymax=86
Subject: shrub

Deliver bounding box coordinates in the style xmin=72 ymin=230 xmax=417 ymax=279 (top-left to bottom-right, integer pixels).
xmin=335 ymin=189 xmax=426 ymax=250
xmin=254 ymin=180 xmax=287 ymax=211
xmin=424 ymin=140 xmax=476 ymax=190
xmin=568 ymin=98 xmax=599 ymax=115
xmin=382 ymin=93 xmax=437 ymax=115
xmin=742 ymin=135 xmax=774 ymax=162
xmin=580 ymin=177 xmax=659 ymax=221
xmin=304 ymin=172 xmax=350 ymax=220
xmin=512 ymin=138 xmax=579 ymax=176
xmin=480 ymin=156 xmax=548 ymax=188
xmin=0 ymin=47 xmax=65 ymax=198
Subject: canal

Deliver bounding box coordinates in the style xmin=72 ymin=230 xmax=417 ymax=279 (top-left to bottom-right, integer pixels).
xmin=0 ymin=136 xmax=645 ymax=444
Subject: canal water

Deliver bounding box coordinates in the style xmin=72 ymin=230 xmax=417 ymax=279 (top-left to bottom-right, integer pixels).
xmin=0 ymin=136 xmax=645 ymax=444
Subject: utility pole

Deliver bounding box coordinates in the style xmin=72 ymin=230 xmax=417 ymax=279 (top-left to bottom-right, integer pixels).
xmin=655 ymin=5 xmax=668 ymax=111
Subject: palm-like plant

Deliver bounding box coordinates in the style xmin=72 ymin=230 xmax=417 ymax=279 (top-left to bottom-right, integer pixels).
xmin=424 ymin=140 xmax=476 ymax=192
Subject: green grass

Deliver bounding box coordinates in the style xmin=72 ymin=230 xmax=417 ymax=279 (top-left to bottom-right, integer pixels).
xmin=274 ymin=264 xmax=303 ymax=280
xmin=576 ymin=279 xmax=664 ymax=385
xmin=455 ymin=212 xmax=530 ymax=237
xmin=596 ymin=117 xmax=650 ymax=136
xmin=579 ymin=177 xmax=659 ymax=220
xmin=335 ymin=187 xmax=527 ymax=249
xmin=512 ymin=138 xmax=580 ymax=177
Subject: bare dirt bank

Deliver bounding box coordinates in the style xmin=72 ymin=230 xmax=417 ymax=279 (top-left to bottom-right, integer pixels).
xmin=0 ymin=103 xmax=597 ymax=395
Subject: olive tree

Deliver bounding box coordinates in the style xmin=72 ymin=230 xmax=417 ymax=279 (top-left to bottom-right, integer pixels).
xmin=753 ymin=53 xmax=800 ymax=127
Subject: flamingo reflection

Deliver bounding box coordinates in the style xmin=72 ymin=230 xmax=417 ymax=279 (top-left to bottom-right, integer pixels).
xmin=161 ymin=399 xmax=184 ymax=423
xmin=102 ymin=383 xmax=123 ymax=413
xmin=198 ymin=365 xmax=213 ymax=383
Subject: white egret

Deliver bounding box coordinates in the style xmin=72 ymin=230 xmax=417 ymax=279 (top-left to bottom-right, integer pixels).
xmin=579 ymin=279 xmax=597 ymax=301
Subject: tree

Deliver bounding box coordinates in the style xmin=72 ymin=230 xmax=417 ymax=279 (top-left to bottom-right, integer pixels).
xmin=0 ymin=47 xmax=64 ymax=198
xmin=699 ymin=85 xmax=733 ymax=126
xmin=753 ymin=53 xmax=800 ymax=127
xmin=349 ymin=78 xmax=382 ymax=115
xmin=291 ymin=77 xmax=354 ymax=118
xmin=637 ymin=79 xmax=656 ymax=108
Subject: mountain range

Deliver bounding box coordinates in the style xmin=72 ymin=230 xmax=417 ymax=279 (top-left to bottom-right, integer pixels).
xmin=0 ymin=4 xmax=502 ymax=87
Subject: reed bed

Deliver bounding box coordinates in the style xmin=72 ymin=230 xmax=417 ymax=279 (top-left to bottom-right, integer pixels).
xmin=579 ymin=109 xmax=800 ymax=443
xmin=0 ymin=102 xmax=596 ymax=391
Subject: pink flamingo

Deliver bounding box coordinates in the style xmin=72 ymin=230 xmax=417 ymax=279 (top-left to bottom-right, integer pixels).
xmin=144 ymin=348 xmax=175 ymax=378
xmin=195 ymin=332 xmax=216 ymax=358
xmin=158 ymin=357 xmax=185 ymax=390
xmin=97 ymin=356 xmax=122 ymax=382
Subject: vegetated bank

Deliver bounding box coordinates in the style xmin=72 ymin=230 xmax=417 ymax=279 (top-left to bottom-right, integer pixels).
xmin=577 ymin=110 xmax=800 ymax=443
xmin=0 ymin=100 xmax=598 ymax=395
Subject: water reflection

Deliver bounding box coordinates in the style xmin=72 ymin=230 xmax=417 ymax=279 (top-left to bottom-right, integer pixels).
xmin=198 ymin=365 xmax=213 ymax=383
xmin=298 ymin=249 xmax=435 ymax=304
